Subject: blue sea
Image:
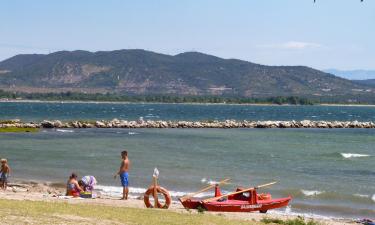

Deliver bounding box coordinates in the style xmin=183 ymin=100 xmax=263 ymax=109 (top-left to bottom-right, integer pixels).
xmin=1 ymin=102 xmax=375 ymax=121
xmin=0 ymin=102 xmax=374 ymax=218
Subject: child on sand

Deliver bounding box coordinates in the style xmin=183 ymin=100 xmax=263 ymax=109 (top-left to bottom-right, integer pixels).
xmin=0 ymin=159 xmax=11 ymax=190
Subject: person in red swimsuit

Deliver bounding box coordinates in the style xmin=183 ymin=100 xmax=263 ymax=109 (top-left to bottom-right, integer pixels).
xmin=66 ymin=173 xmax=83 ymax=197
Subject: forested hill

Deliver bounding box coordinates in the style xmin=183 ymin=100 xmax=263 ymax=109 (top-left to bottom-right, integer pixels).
xmin=0 ymin=49 xmax=373 ymax=99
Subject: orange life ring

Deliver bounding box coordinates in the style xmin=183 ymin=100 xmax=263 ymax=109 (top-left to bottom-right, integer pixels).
xmin=144 ymin=186 xmax=172 ymax=209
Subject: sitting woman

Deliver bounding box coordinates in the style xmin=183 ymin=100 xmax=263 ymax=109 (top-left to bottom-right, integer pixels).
xmin=66 ymin=173 xmax=83 ymax=197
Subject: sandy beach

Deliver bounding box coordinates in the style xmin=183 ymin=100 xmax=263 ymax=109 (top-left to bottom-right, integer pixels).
xmin=0 ymin=181 xmax=356 ymax=225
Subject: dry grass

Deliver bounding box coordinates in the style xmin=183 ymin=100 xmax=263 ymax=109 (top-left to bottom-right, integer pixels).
xmin=0 ymin=199 xmax=262 ymax=225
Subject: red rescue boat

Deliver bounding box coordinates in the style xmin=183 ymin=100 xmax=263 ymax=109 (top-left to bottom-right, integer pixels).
xmin=202 ymin=188 xmax=291 ymax=213
xmin=180 ymin=182 xmax=291 ymax=213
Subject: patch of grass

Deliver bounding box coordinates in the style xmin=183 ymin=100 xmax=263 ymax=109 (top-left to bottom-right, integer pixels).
xmin=197 ymin=205 xmax=206 ymax=214
xmin=0 ymin=127 xmax=39 ymax=133
xmin=0 ymin=120 xmax=19 ymax=124
xmin=261 ymin=216 xmax=323 ymax=225
xmin=261 ymin=218 xmax=284 ymax=224
xmin=0 ymin=199 xmax=261 ymax=225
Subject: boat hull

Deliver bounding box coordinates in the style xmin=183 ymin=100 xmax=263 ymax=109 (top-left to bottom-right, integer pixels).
xmin=180 ymin=193 xmax=274 ymax=210
xmin=202 ymin=197 xmax=291 ymax=212
xmin=179 ymin=198 xmax=202 ymax=209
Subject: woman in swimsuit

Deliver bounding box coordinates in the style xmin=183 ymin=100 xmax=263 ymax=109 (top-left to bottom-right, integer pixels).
xmin=66 ymin=173 xmax=83 ymax=197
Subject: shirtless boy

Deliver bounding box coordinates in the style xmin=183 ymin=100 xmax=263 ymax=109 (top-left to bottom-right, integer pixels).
xmin=114 ymin=150 xmax=130 ymax=200
xmin=0 ymin=159 xmax=11 ymax=190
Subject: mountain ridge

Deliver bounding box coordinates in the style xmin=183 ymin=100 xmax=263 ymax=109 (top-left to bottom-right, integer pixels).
xmin=0 ymin=49 xmax=373 ymax=99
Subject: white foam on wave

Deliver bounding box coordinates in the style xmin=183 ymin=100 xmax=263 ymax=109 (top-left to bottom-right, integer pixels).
xmin=56 ymin=129 xmax=74 ymax=133
xmin=207 ymin=180 xmax=219 ymax=185
xmin=271 ymin=206 xmax=338 ymax=221
xmin=340 ymin=153 xmax=370 ymax=158
xmin=95 ymin=185 xmax=201 ymax=199
xmin=301 ymin=190 xmax=324 ymax=196
xmin=200 ymin=178 xmax=221 ymax=185
xmin=372 ymin=194 xmax=375 ymax=202
xmin=353 ymin=193 xmax=369 ymax=198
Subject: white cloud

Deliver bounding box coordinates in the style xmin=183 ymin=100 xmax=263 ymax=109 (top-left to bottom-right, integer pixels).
xmin=257 ymin=41 xmax=322 ymax=50
xmin=282 ymin=41 xmax=321 ymax=49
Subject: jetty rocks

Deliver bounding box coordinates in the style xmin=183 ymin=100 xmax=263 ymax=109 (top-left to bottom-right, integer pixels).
xmin=1 ymin=119 xmax=375 ymax=129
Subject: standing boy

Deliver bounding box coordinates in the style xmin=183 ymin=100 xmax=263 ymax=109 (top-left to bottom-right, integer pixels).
xmin=114 ymin=150 xmax=130 ymax=200
xmin=0 ymin=159 xmax=11 ymax=190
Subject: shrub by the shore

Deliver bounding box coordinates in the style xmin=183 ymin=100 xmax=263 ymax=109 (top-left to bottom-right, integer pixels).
xmin=261 ymin=216 xmax=323 ymax=225
xmin=0 ymin=127 xmax=39 ymax=133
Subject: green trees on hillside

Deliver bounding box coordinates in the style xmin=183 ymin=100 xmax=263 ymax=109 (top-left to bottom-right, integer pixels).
xmin=0 ymin=90 xmax=317 ymax=105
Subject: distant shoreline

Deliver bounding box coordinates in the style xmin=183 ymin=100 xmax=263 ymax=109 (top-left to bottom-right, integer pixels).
xmin=1 ymin=99 xmax=375 ymax=107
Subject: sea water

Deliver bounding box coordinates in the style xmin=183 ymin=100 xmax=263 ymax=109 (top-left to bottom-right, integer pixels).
xmin=1 ymin=102 xmax=375 ymax=121
xmin=0 ymin=102 xmax=374 ymax=218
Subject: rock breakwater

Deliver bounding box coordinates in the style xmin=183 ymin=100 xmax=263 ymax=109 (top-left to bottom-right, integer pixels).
xmin=1 ymin=119 xmax=375 ymax=129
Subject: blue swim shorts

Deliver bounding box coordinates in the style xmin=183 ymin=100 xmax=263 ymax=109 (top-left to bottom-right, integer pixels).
xmin=120 ymin=172 xmax=129 ymax=187
xmin=0 ymin=172 xmax=8 ymax=183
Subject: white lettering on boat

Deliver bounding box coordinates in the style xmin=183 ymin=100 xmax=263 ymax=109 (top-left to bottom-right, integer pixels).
xmin=240 ymin=204 xmax=262 ymax=209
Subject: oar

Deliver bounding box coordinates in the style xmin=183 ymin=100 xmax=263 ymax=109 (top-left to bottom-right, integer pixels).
xmin=179 ymin=178 xmax=230 ymax=201
xmin=202 ymin=181 xmax=277 ymax=203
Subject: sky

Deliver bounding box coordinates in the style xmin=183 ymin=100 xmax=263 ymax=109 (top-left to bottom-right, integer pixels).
xmin=0 ymin=0 xmax=374 ymax=71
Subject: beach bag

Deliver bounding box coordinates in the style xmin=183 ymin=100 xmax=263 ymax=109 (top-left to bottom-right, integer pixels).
xmin=80 ymin=191 xmax=93 ymax=198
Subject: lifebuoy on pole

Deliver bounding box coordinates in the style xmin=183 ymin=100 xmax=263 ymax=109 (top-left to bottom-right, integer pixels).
xmin=144 ymin=186 xmax=172 ymax=209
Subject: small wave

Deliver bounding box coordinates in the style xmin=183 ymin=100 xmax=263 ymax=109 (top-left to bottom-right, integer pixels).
xmin=145 ymin=114 xmax=160 ymax=118
xmin=284 ymin=189 xmax=374 ymax=204
xmin=200 ymin=178 xmax=220 ymax=185
xmin=284 ymin=205 xmax=292 ymax=214
xmin=372 ymin=194 xmax=375 ymax=202
xmin=95 ymin=185 xmax=198 ymax=199
xmin=128 ymin=132 xmax=139 ymax=135
xmin=56 ymin=129 xmax=74 ymax=133
xmin=353 ymin=193 xmax=369 ymax=198
xmin=271 ymin=207 xmax=335 ymax=221
xmin=207 ymin=180 xmax=220 ymax=185
xmin=340 ymin=153 xmax=370 ymax=159
xmin=301 ymin=190 xmax=324 ymax=196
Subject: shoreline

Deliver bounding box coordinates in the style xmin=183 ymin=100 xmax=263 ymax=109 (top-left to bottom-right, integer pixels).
xmin=1 ymin=99 xmax=375 ymax=107
xmin=0 ymin=180 xmax=356 ymax=225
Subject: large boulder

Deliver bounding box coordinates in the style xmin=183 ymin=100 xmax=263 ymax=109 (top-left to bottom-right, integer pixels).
xmin=299 ymin=120 xmax=312 ymax=128
xmin=41 ymin=120 xmax=55 ymax=128
xmin=53 ymin=120 xmax=63 ymax=128
xmin=279 ymin=121 xmax=292 ymax=128
xmin=95 ymin=121 xmax=106 ymax=128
